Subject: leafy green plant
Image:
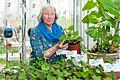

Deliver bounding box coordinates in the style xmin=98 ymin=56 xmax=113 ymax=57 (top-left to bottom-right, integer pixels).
xmin=0 ymin=38 xmax=5 ymax=54
xmin=59 ymin=26 xmax=86 ymax=53
xmin=0 ymin=60 xmax=29 ymax=80
xmin=0 ymin=39 xmax=19 ymax=56
xmin=82 ymin=0 xmax=120 ymax=54
xmin=59 ymin=26 xmax=83 ymax=45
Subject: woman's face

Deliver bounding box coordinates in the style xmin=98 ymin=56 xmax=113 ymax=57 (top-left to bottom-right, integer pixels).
xmin=42 ymin=7 xmax=55 ymax=27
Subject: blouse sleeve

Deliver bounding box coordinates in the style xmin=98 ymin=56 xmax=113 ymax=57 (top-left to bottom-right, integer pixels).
xmin=30 ymin=28 xmax=44 ymax=58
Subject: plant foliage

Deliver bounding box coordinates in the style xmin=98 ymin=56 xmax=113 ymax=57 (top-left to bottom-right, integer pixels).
xmin=0 ymin=57 xmax=112 ymax=80
xmin=82 ymin=0 xmax=120 ymax=53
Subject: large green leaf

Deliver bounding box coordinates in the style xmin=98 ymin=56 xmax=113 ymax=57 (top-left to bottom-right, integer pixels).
xmin=97 ymin=0 xmax=120 ymax=18
xmin=82 ymin=15 xmax=90 ymax=23
xmin=85 ymin=27 xmax=101 ymax=38
xmin=99 ymin=20 xmax=111 ymax=27
xmin=82 ymin=11 xmax=98 ymax=24
xmin=112 ymin=0 xmax=120 ymax=11
xmin=82 ymin=0 xmax=96 ymax=11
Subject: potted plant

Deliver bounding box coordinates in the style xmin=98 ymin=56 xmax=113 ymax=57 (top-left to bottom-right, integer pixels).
xmin=82 ymin=0 xmax=120 ymax=59
xmin=59 ymin=26 xmax=85 ymax=54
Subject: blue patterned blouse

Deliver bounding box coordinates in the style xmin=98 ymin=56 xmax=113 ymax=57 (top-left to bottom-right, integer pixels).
xmin=30 ymin=21 xmax=64 ymax=62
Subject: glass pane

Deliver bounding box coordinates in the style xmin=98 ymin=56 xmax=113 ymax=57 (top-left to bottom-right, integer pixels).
xmin=0 ymin=0 xmax=74 ymax=60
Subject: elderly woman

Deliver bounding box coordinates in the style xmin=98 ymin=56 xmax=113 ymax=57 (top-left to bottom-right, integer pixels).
xmin=30 ymin=5 xmax=68 ymax=62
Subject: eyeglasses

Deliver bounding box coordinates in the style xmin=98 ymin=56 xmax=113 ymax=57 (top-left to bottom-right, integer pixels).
xmin=43 ymin=13 xmax=55 ymax=17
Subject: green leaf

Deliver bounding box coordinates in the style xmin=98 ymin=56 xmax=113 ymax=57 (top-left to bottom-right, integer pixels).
xmin=92 ymin=75 xmax=101 ymax=80
xmin=112 ymin=0 xmax=120 ymax=12
xmin=47 ymin=75 xmax=56 ymax=80
xmin=96 ymin=69 xmax=101 ymax=73
xmin=68 ymin=26 xmax=74 ymax=31
xmin=41 ymin=64 xmax=50 ymax=70
xmin=29 ymin=72 xmax=36 ymax=78
xmin=82 ymin=15 xmax=90 ymax=23
xmin=63 ymin=70 xmax=71 ymax=77
xmin=113 ymin=35 xmax=120 ymax=44
xmin=70 ymin=76 xmax=80 ymax=80
xmin=73 ymin=72 xmax=81 ymax=77
xmin=58 ymin=77 xmax=63 ymax=80
xmin=85 ymin=27 xmax=101 ymax=38
xmin=82 ymin=0 xmax=96 ymax=11
xmin=52 ymin=64 xmax=60 ymax=69
xmin=59 ymin=34 xmax=66 ymax=41
xmin=18 ymin=72 xmax=27 ymax=80
xmin=83 ymin=68 xmax=89 ymax=72
xmin=0 ymin=47 xmax=6 ymax=54
xmin=99 ymin=21 xmax=111 ymax=27
xmin=81 ymin=71 xmax=89 ymax=78
xmin=54 ymin=69 xmax=63 ymax=77
xmin=82 ymin=11 xmax=98 ymax=24
xmin=98 ymin=0 xmax=120 ymax=18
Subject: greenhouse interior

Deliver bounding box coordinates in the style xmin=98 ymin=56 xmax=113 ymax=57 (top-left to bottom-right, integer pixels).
xmin=0 ymin=0 xmax=120 ymax=80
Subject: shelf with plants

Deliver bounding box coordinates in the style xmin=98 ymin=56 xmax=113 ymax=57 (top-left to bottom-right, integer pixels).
xmin=0 ymin=57 xmax=114 ymax=80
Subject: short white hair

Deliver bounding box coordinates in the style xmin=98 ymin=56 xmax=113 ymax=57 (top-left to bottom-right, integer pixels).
xmin=37 ymin=5 xmax=58 ymax=22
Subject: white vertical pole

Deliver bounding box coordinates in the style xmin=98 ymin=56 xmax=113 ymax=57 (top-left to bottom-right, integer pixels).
xmin=5 ymin=0 xmax=8 ymax=61
xmin=73 ymin=0 xmax=77 ymax=31
xmin=21 ymin=0 xmax=26 ymax=61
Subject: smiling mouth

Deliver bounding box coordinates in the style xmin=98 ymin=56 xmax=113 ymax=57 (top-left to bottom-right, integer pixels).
xmin=47 ymin=20 xmax=53 ymax=22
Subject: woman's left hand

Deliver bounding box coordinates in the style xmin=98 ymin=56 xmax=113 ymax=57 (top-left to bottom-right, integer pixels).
xmin=57 ymin=40 xmax=68 ymax=50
